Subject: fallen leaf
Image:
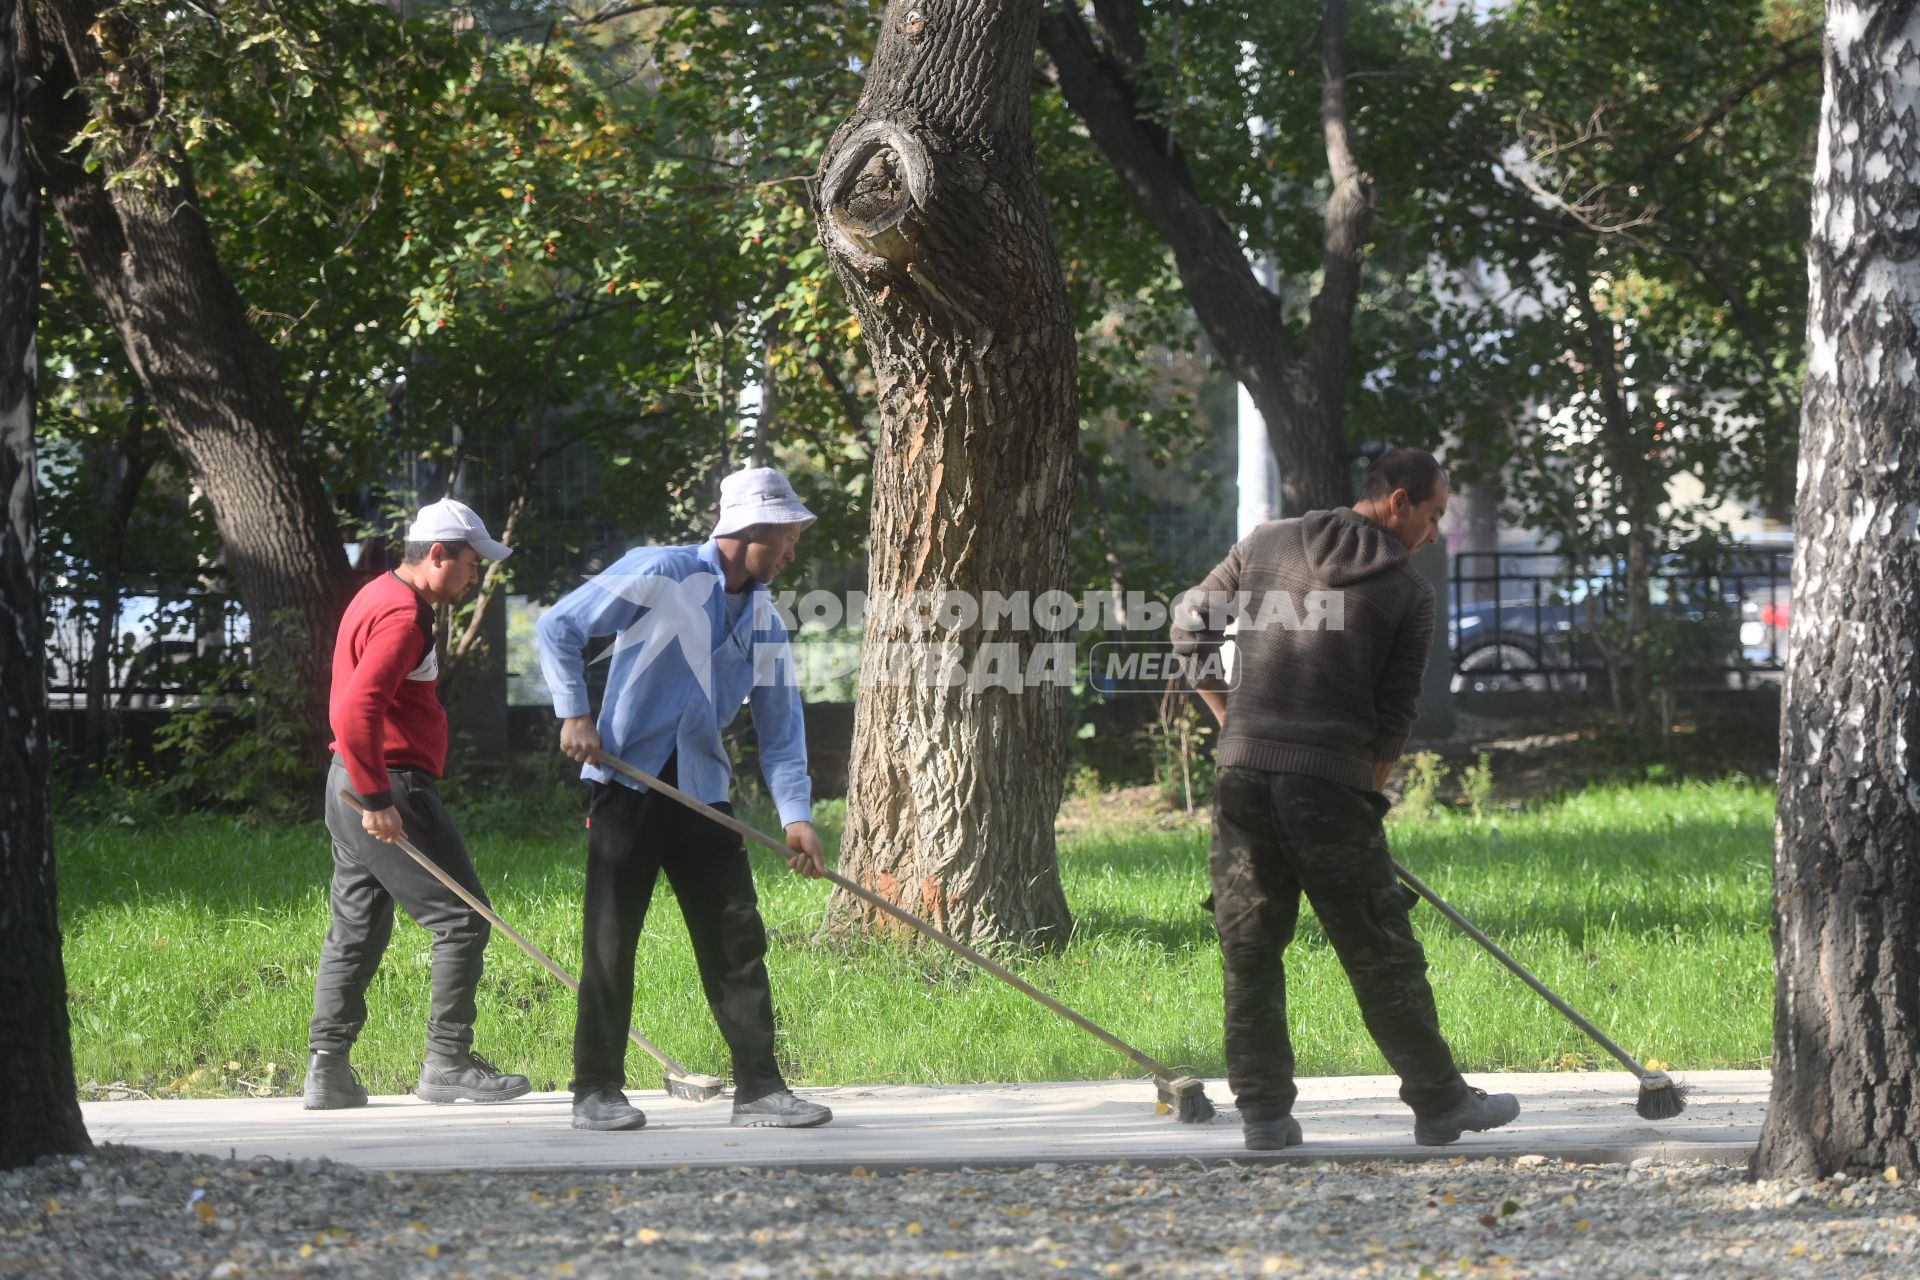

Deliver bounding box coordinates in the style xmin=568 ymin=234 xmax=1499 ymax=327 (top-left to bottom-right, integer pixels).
xmin=193 ymin=1201 xmax=217 ymax=1222
xmin=906 ymin=1222 xmax=922 ymax=1236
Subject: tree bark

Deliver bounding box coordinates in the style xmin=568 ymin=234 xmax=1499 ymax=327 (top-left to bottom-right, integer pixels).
xmin=20 ymin=2 xmax=348 ymax=775
xmin=82 ymin=413 xmax=151 ymax=756
xmin=1570 ymin=253 xmax=1657 ymax=753
xmin=1040 ymin=0 xmax=1364 ymax=514
xmin=1 ymin=0 xmax=91 ymax=1170
xmin=816 ymin=0 xmax=1077 ymax=947
xmin=1753 ymin=0 xmax=1920 ymax=1181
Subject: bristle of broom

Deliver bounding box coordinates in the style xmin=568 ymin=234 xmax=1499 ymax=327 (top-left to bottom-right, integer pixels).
xmin=1155 ymin=1076 xmax=1217 ymax=1124
xmin=1635 ymin=1070 xmax=1689 ymax=1120
xmin=663 ymin=1070 xmax=729 ymax=1103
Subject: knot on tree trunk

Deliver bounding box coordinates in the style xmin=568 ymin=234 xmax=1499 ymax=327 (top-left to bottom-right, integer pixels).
xmin=821 ymin=121 xmax=930 ymax=283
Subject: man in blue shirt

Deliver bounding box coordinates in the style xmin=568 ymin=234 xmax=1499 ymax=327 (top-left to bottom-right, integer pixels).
xmin=536 ymin=467 xmax=830 ymax=1132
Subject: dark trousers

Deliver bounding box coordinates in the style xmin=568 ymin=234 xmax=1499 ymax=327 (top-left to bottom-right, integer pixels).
xmin=571 ymin=759 xmax=785 ymax=1102
xmin=311 ymin=757 xmax=492 ymax=1058
xmin=1209 ymin=765 xmax=1469 ymax=1122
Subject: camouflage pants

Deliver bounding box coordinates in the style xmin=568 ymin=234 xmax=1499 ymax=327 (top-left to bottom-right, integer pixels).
xmin=1209 ymin=766 xmax=1469 ymax=1122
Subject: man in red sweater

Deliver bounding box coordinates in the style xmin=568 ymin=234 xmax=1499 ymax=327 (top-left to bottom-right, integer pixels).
xmin=304 ymin=498 xmax=531 ymax=1109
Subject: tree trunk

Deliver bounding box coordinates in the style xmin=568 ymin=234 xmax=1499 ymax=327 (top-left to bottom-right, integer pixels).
xmin=1 ymin=0 xmax=91 ymax=1169
xmin=816 ymin=0 xmax=1077 ymax=947
xmin=20 ymin=3 xmax=348 ymax=777
xmin=1571 ymin=255 xmax=1656 ymax=753
xmin=1752 ymin=0 xmax=1920 ymax=1181
xmin=1040 ymin=0 xmax=1364 ymax=514
xmin=83 ymin=418 xmax=151 ymax=757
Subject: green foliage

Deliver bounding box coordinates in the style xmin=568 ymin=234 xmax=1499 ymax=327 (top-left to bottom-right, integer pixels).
xmin=1357 ymin=0 xmax=1820 ymax=529
xmin=148 ymin=610 xmax=314 ymax=824
xmin=1461 ymin=751 xmax=1494 ymax=820
xmin=1147 ymin=699 xmax=1216 ymax=813
xmin=1398 ymin=750 xmax=1449 ymax=821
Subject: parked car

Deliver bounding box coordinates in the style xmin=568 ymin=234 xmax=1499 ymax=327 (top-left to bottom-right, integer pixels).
xmin=1450 ymin=546 xmax=1791 ymax=694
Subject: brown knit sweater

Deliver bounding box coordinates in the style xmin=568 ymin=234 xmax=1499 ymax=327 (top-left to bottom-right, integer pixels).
xmin=1169 ymin=507 xmax=1434 ymax=791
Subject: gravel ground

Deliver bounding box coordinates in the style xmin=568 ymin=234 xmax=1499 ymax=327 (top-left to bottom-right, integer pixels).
xmin=3 ymin=1145 xmax=1916 ymax=1279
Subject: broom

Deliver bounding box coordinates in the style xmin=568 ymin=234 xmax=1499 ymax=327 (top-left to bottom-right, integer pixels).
xmin=592 ymin=752 xmax=1217 ymax=1122
xmin=1391 ymin=858 xmax=1687 ymax=1120
xmin=337 ymin=791 xmax=728 ymax=1103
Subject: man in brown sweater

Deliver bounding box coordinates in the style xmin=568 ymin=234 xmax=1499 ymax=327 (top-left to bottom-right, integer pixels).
xmin=1172 ymin=447 xmax=1520 ymax=1151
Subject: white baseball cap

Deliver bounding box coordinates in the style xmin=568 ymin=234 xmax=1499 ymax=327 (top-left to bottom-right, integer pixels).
xmin=407 ymin=497 xmax=512 ymax=561
xmin=712 ymin=467 xmax=816 ymax=539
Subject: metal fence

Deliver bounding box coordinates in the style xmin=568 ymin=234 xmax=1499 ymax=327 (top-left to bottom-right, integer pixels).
xmin=43 ymin=580 xmax=250 ymax=710
xmin=1450 ymin=548 xmax=1792 ymax=693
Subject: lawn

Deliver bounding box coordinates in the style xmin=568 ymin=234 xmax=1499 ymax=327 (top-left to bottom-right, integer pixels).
xmin=55 ymin=778 xmax=1773 ymax=1099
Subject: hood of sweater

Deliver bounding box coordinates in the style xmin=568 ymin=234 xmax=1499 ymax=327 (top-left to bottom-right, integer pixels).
xmin=1299 ymin=507 xmax=1411 ymax=588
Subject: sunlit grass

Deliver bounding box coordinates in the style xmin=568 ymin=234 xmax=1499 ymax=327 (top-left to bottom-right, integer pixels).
xmin=57 ymin=779 xmax=1771 ymax=1098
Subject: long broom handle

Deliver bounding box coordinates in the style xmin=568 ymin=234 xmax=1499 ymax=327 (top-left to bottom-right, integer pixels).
xmin=1391 ymin=858 xmax=1650 ymax=1078
xmin=337 ymin=790 xmax=693 ymax=1078
xmin=590 ymin=751 xmax=1186 ymax=1085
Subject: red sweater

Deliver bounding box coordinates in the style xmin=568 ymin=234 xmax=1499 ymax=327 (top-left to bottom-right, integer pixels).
xmin=329 ymin=572 xmax=445 ymax=810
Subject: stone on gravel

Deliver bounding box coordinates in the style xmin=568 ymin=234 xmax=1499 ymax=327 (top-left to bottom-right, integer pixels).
xmin=2 ymin=1145 xmax=1916 ymax=1279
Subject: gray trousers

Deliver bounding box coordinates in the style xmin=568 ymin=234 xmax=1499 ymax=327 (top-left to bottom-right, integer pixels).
xmin=309 ymin=757 xmax=492 ymax=1058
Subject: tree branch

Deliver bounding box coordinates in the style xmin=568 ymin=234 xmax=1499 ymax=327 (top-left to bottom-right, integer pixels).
xmin=1628 ymin=39 xmax=1820 ymax=183
xmin=1038 ymin=2 xmax=1354 ymax=511
xmin=1305 ymin=0 xmax=1374 ymax=388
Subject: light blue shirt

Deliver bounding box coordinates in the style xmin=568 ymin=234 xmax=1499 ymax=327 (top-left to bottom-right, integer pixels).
xmin=534 ymin=540 xmax=812 ymax=827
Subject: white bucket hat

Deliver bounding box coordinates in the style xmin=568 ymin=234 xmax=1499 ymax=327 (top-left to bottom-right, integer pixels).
xmin=407 ymin=497 xmax=512 ymax=560
xmin=713 ymin=467 xmax=816 ymax=538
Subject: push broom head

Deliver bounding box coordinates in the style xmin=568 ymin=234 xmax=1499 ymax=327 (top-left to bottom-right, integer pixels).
xmin=1635 ymin=1069 xmax=1688 ymax=1120
xmin=1155 ymin=1076 xmax=1217 ymax=1123
xmin=664 ymin=1069 xmax=728 ymax=1103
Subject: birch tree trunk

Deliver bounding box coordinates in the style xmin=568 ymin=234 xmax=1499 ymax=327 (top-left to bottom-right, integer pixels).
xmin=1 ymin=0 xmax=91 ymax=1169
xmin=1752 ymin=0 xmax=1920 ymax=1180
xmin=816 ymin=0 xmax=1077 ymax=947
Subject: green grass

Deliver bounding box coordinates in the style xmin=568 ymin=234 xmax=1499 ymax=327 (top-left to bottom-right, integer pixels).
xmin=54 ymin=779 xmax=1773 ymax=1098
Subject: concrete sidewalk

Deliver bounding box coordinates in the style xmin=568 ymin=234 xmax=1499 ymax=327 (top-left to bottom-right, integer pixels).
xmin=81 ymin=1071 xmax=1767 ymax=1174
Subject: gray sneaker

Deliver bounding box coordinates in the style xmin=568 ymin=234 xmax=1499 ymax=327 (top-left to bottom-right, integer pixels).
xmin=572 ymin=1086 xmax=648 ymax=1132
xmin=1243 ymin=1117 xmax=1303 ymax=1151
xmin=1414 ymin=1087 xmax=1521 ymax=1146
xmin=302 ymin=1051 xmax=368 ymax=1111
xmin=731 ymin=1089 xmax=832 ymax=1128
xmin=415 ymin=1050 xmax=531 ymax=1104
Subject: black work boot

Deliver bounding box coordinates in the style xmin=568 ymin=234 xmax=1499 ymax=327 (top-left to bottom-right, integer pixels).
xmin=1413 ymin=1087 xmax=1522 ymax=1146
xmin=302 ymin=1051 xmax=368 ymax=1110
xmin=730 ymin=1089 xmax=832 ymax=1128
xmin=571 ymin=1086 xmax=648 ymax=1132
xmin=1243 ymin=1117 xmax=1303 ymax=1151
xmin=415 ymin=1049 xmax=531 ymax=1104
